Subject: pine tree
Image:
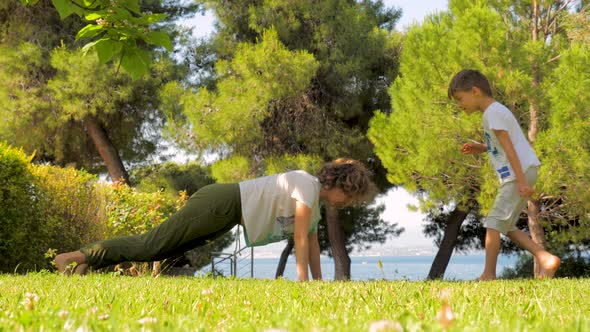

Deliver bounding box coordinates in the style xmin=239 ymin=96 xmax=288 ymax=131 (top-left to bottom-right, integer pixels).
xmin=369 ymin=0 xmax=579 ymax=279
xmin=0 ymin=0 xmax=191 ymax=183
xmin=536 ymin=44 xmax=590 ymax=245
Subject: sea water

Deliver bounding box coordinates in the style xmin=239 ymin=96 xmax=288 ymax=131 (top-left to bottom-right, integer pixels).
xmin=203 ymin=255 xmax=518 ymax=281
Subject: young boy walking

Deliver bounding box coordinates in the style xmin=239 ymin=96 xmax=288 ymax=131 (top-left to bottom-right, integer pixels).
xmin=448 ymin=69 xmax=560 ymax=280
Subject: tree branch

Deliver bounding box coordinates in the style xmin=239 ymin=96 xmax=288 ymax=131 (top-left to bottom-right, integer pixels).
xmin=546 ymin=54 xmax=562 ymax=63
xmin=543 ymin=1 xmax=553 ymax=37
xmin=546 ymin=0 xmax=574 ymax=36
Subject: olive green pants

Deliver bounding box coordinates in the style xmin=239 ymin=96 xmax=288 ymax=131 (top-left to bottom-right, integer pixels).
xmin=81 ymin=183 xmax=241 ymax=269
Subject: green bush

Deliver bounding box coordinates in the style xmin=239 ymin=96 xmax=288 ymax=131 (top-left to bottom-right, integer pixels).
xmin=30 ymin=164 xmax=106 ymax=259
xmin=0 ymin=142 xmax=186 ymax=272
xmin=104 ymin=181 xmax=182 ymax=238
xmin=0 ymin=143 xmax=41 ymax=272
xmin=1 ymin=144 xmax=232 ymax=272
xmin=0 ymin=144 xmax=109 ymax=272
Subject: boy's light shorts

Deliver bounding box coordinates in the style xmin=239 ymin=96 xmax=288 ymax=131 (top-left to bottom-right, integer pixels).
xmin=484 ymin=167 xmax=538 ymax=235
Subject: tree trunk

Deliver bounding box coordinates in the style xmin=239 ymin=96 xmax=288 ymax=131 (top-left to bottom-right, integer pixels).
xmin=84 ymin=114 xmax=130 ymax=185
xmin=275 ymin=238 xmax=294 ymax=278
xmin=527 ymin=0 xmax=546 ymax=277
xmin=326 ymin=205 xmax=351 ymax=280
xmin=529 ymin=3 xmax=541 ymax=144
xmin=532 ymin=1 xmax=539 ymax=42
xmin=85 ymin=115 xmax=159 ymax=272
xmin=527 ymin=199 xmax=546 ymax=276
xmin=427 ymin=207 xmax=469 ymax=280
xmin=527 ymin=98 xmax=545 ymax=278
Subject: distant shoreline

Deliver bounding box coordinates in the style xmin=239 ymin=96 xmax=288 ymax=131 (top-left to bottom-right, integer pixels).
xmin=250 ymin=251 xmax=502 ymax=259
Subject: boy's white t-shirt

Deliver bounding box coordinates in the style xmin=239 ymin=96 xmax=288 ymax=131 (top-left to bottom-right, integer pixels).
xmin=482 ymin=102 xmax=540 ymax=183
xmin=238 ymin=170 xmax=322 ymax=247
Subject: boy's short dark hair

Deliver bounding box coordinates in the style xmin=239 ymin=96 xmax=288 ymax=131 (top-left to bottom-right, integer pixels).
xmin=447 ymin=69 xmax=493 ymax=99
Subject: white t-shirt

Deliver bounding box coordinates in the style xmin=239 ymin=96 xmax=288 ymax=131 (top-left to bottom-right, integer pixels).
xmin=482 ymin=102 xmax=540 ymax=183
xmin=238 ymin=170 xmax=322 ymax=247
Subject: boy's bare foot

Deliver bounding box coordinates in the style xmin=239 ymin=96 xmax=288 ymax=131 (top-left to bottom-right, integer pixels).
xmin=478 ymin=273 xmax=496 ymax=281
xmin=538 ymin=255 xmax=560 ymax=279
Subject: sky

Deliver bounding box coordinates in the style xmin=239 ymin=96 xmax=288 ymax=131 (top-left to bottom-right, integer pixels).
xmin=387 ymin=0 xmax=448 ymax=28
xmin=183 ymin=0 xmax=449 ymax=38
xmin=179 ymin=0 xmax=450 ymax=256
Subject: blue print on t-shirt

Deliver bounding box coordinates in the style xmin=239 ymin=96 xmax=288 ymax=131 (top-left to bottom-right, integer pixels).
xmin=484 ymin=132 xmax=499 ymax=156
xmin=496 ymin=166 xmax=511 ymax=179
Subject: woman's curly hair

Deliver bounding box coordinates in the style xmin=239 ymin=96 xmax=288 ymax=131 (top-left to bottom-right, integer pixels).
xmin=317 ymin=158 xmax=377 ymax=204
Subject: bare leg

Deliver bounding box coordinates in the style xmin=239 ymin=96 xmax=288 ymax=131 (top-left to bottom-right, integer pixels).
xmin=507 ymin=230 xmax=560 ymax=278
xmin=55 ymin=251 xmax=87 ymax=275
xmin=479 ymin=228 xmax=500 ymax=281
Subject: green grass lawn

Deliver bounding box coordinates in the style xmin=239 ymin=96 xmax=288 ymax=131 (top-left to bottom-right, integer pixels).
xmin=1 ymin=273 xmax=589 ymax=331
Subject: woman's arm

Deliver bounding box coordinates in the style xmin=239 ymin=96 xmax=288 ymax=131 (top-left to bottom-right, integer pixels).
xmin=308 ymin=232 xmax=322 ymax=280
xmin=294 ymin=200 xmax=311 ymax=281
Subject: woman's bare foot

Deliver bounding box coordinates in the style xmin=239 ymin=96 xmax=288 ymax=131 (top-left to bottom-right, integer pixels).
xmin=55 ymin=251 xmax=87 ymax=275
xmin=478 ymin=273 xmax=496 ymax=281
xmin=538 ymin=254 xmax=560 ymax=279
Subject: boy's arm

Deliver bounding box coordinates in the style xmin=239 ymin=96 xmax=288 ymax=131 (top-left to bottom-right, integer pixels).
xmin=461 ymin=142 xmax=487 ymax=154
xmin=294 ymin=200 xmax=311 ymax=281
xmin=308 ymin=232 xmax=322 ymax=280
xmin=493 ymin=129 xmax=534 ymax=197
